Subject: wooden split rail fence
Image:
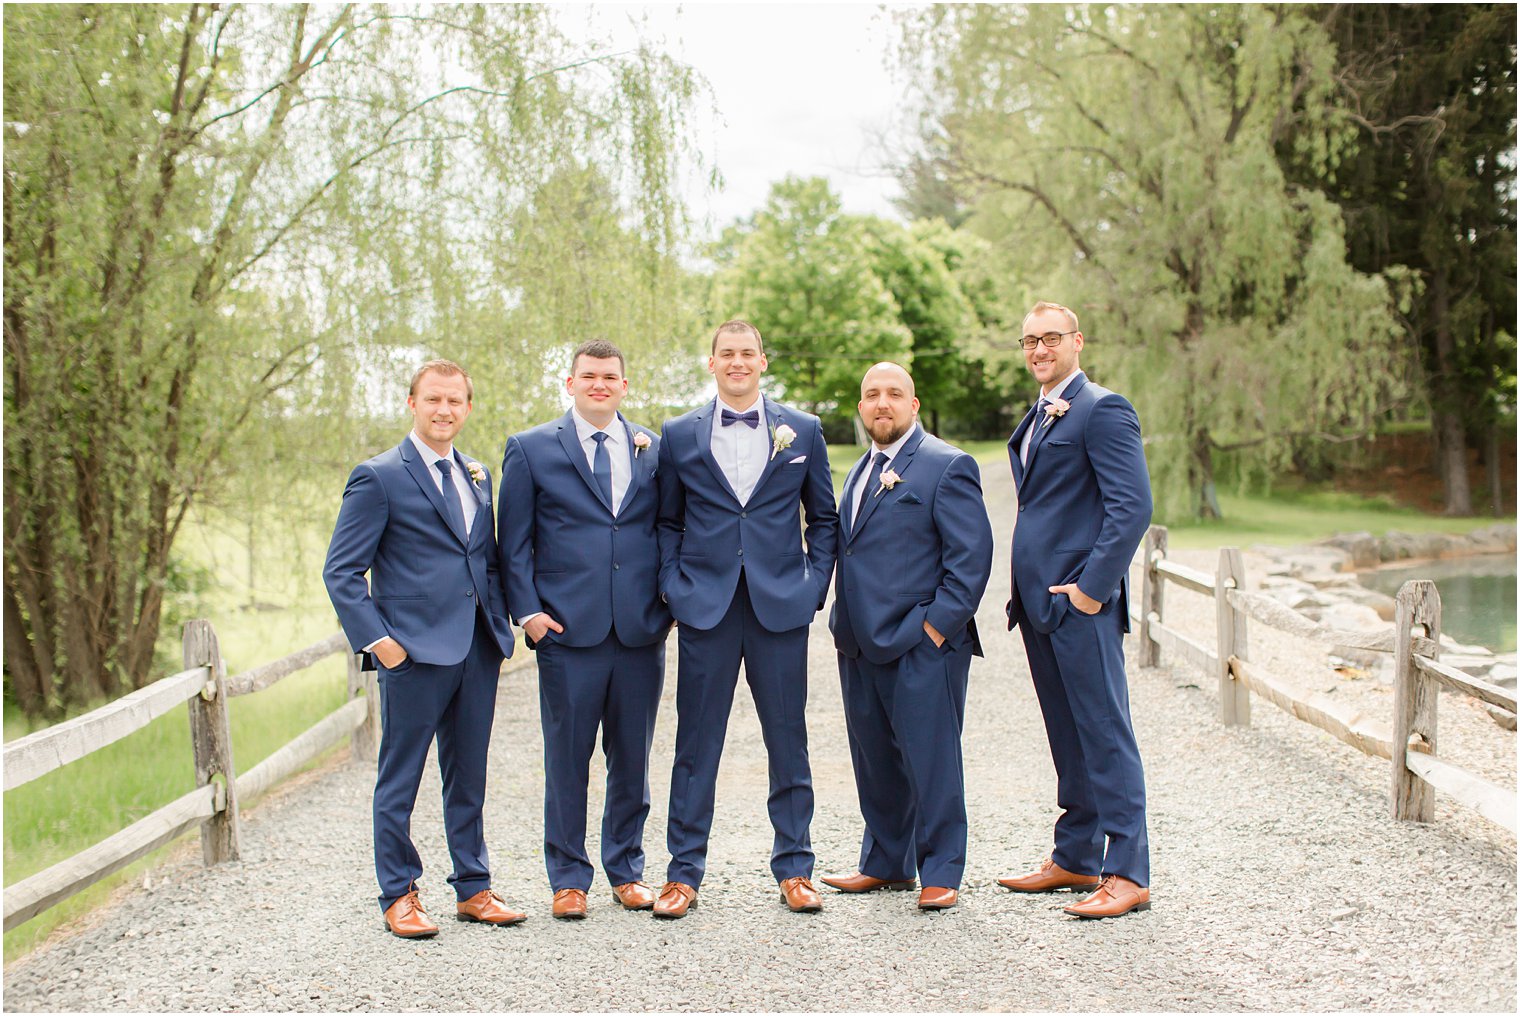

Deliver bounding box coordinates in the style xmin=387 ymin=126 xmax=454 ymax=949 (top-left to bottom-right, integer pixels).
xmin=1137 ymin=525 xmax=1517 ymax=837
xmin=2 ymin=621 xmax=376 ymax=931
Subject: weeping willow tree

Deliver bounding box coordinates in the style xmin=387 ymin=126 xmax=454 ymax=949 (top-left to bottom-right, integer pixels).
xmin=3 ymin=3 xmax=702 ymax=715
xmin=896 ymin=4 xmax=1413 ymax=519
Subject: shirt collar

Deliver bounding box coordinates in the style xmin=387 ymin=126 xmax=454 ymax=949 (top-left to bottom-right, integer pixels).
xmin=716 ymin=393 xmax=764 ymax=418
xmin=1041 ymin=370 xmax=1082 ymax=404
xmin=409 ymin=431 xmax=453 ymax=468
xmin=572 ymin=408 xmax=622 ymax=445
xmin=870 ymin=422 xmax=918 ymax=464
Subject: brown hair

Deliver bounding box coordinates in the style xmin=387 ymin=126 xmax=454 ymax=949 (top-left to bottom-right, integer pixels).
xmin=710 ymin=319 xmax=764 ymax=355
xmin=571 ymin=339 xmax=626 ymax=376
xmin=409 ymin=359 xmax=474 ymax=402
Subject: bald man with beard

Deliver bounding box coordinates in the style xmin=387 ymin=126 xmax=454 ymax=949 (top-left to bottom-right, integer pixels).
xmin=821 ymin=363 xmax=993 ymax=911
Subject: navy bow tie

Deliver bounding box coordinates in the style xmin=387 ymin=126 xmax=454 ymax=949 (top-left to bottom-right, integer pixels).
xmin=721 ymin=408 xmax=760 ymax=429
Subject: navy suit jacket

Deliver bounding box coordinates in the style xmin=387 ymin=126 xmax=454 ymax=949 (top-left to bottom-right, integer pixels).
xmin=324 ymin=437 xmax=515 ymax=669
xmin=497 ymin=411 xmax=671 ymax=649
xmin=657 ymin=397 xmax=838 ymax=632
xmin=831 ymin=426 xmax=994 ymax=665
xmin=1006 ymin=371 xmax=1152 ymax=635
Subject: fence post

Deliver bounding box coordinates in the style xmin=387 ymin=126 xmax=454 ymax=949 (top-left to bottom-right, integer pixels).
xmin=183 ymin=619 xmax=240 ymax=864
xmin=1139 ymin=525 xmax=1166 ymax=667
xmin=347 ymin=652 xmax=380 ymax=762
xmin=1393 ymin=580 xmax=1441 ymax=822
xmin=1216 ymin=547 xmax=1250 ymax=726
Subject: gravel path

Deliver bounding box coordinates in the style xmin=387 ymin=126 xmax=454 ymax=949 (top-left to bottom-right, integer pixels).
xmin=5 ymin=468 xmax=1515 ymax=1012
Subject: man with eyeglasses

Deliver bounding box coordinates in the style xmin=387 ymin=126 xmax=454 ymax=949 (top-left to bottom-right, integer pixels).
xmin=1001 ymin=301 xmax=1154 ymax=919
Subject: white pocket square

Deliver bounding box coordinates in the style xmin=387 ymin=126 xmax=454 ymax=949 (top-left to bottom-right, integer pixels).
xmin=788 ymin=454 xmax=807 ymax=463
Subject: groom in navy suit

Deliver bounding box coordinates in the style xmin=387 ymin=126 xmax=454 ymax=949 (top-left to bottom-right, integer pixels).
xmin=324 ymin=360 xmax=525 ymax=937
xmin=652 ymin=319 xmax=838 ymax=918
xmin=497 ymin=340 xmax=670 ymax=920
xmin=1001 ymin=302 xmax=1154 ymax=919
xmin=822 ymin=363 xmax=992 ymax=912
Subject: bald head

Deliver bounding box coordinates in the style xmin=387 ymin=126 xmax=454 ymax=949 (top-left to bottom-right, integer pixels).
xmin=858 ymin=361 xmax=920 ymax=446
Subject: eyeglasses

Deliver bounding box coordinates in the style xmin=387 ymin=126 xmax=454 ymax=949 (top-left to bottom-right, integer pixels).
xmin=1019 ymin=331 xmax=1078 ymax=350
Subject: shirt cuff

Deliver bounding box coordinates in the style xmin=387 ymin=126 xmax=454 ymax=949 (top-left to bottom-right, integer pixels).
xmin=518 ymin=612 xmax=543 ymax=626
xmin=362 ymin=637 xmax=389 ymax=653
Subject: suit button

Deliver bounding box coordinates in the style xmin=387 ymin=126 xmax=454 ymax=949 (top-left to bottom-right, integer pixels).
xmin=1019 ymin=504 xmax=1026 ymax=512
xmin=741 ymin=512 xmax=747 ymax=518
xmin=737 ymin=549 xmax=744 ymax=556
xmin=613 ymin=563 xmax=620 ymax=570
xmin=466 ymin=590 xmax=474 ymax=597
xmin=613 ymin=525 xmax=620 ymax=531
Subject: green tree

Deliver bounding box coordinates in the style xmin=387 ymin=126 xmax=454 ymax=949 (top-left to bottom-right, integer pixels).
xmin=898 ymin=4 xmax=1412 ymax=519
xmin=1282 ymin=4 xmax=1517 ymax=516
xmin=3 ymin=4 xmax=697 ymax=715
xmin=713 ymin=176 xmax=910 ymax=429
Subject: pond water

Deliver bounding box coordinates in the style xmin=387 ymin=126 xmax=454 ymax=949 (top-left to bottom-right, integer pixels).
xmin=1358 ymin=553 xmax=1517 ymax=653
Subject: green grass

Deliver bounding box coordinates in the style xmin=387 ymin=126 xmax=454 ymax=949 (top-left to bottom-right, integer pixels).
xmin=3 ymin=503 xmax=350 ymax=960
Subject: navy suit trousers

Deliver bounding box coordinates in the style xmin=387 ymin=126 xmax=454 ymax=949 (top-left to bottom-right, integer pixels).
xmin=839 ymin=635 xmax=971 ymax=889
xmin=536 ymin=633 xmax=665 ymax=891
xmin=1018 ymin=604 xmax=1149 ymax=886
xmin=666 ymin=575 xmax=814 ymax=887
xmin=373 ymin=611 xmax=502 ymax=912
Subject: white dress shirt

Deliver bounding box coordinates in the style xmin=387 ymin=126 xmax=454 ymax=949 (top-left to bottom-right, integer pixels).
xmin=409 ymin=431 xmax=477 ymax=538
xmin=571 ymin=409 xmax=631 ymax=515
xmin=1020 ymin=371 xmax=1080 ymax=466
xmin=849 ymin=424 xmax=917 ymax=527
xmin=710 ymin=394 xmax=769 ymax=505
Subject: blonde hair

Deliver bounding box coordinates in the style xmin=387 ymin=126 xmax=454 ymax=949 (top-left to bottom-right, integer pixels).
xmin=409 ymin=359 xmax=474 ymax=402
xmin=1023 ymin=301 xmax=1079 ymax=334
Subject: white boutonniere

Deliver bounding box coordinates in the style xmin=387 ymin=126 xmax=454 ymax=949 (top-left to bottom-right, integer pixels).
xmin=1041 ymin=397 xmax=1071 ymax=429
xmin=769 ymin=423 xmax=796 ymax=461
xmin=633 ymin=432 xmax=652 ymax=458
xmin=465 ymin=461 xmax=486 ymax=486
xmin=874 ymin=468 xmax=902 ymax=497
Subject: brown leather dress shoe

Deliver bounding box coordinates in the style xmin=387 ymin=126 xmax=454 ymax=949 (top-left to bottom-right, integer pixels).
xmin=918 ymin=886 xmax=959 ymax=910
xmin=998 ymin=857 xmax=1101 ymax=893
xmin=384 ymin=890 xmax=439 ymax=938
xmin=611 ymin=881 xmax=657 ymax=910
xmin=456 ymin=889 xmax=527 ymax=926
xmin=779 ymin=876 xmax=823 ymax=913
xmin=552 ymin=888 xmax=588 ymax=919
xmin=1064 ymin=875 xmax=1150 ymax=919
xmin=820 ymin=872 xmax=917 ymax=893
xmin=652 ymin=881 xmax=697 ymax=919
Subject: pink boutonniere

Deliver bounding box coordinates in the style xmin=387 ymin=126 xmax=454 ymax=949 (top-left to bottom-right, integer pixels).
xmin=633 ymin=432 xmax=652 ymax=458
xmin=1041 ymin=397 xmax=1070 ymax=429
xmin=465 ymin=461 xmax=486 ymax=486
xmin=874 ymin=468 xmax=902 ymax=497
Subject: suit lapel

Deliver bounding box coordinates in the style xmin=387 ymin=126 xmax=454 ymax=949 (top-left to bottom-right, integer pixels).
xmin=694 ymin=401 xmax=743 ymax=505
xmin=750 ymin=399 xmax=790 ymax=496
xmin=1008 ymin=402 xmax=1039 ymax=488
xmin=619 ymin=415 xmax=650 ymax=516
xmin=851 ymin=426 xmax=924 ymax=542
xmin=840 ymin=451 xmax=871 ymax=537
xmin=401 ymin=438 xmax=468 ymax=546
xmin=556 ymin=412 xmax=614 ymax=515
xmin=1022 ymin=371 xmax=1087 ymax=485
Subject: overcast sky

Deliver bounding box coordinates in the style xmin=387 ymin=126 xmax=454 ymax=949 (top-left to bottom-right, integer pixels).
xmin=561 ymin=2 xmax=914 ymax=234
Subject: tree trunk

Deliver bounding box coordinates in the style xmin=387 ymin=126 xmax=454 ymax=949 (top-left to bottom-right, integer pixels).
xmin=1432 ymin=410 xmax=1472 ymax=517
xmin=3 ymin=580 xmax=50 ymax=716
xmin=1484 ymin=424 xmax=1503 ymax=517
xmin=1194 ymin=428 xmax=1222 ymax=519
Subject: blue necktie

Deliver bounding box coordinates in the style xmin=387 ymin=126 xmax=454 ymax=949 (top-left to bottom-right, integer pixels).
xmin=721 ymin=408 xmax=760 ymax=428
xmin=851 ymin=452 xmax=889 ymax=534
xmin=434 ymin=458 xmax=467 ymax=537
xmin=591 ymin=431 xmax=613 ymax=507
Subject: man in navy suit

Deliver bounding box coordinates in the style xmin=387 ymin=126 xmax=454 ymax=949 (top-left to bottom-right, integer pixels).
xmin=497 ymin=340 xmax=671 ymax=920
xmin=652 ymin=319 xmax=839 ymax=918
xmin=1000 ymin=302 xmax=1154 ymax=919
xmin=324 ymin=360 xmax=525 ymax=938
xmin=821 ymin=363 xmax=992 ymax=912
